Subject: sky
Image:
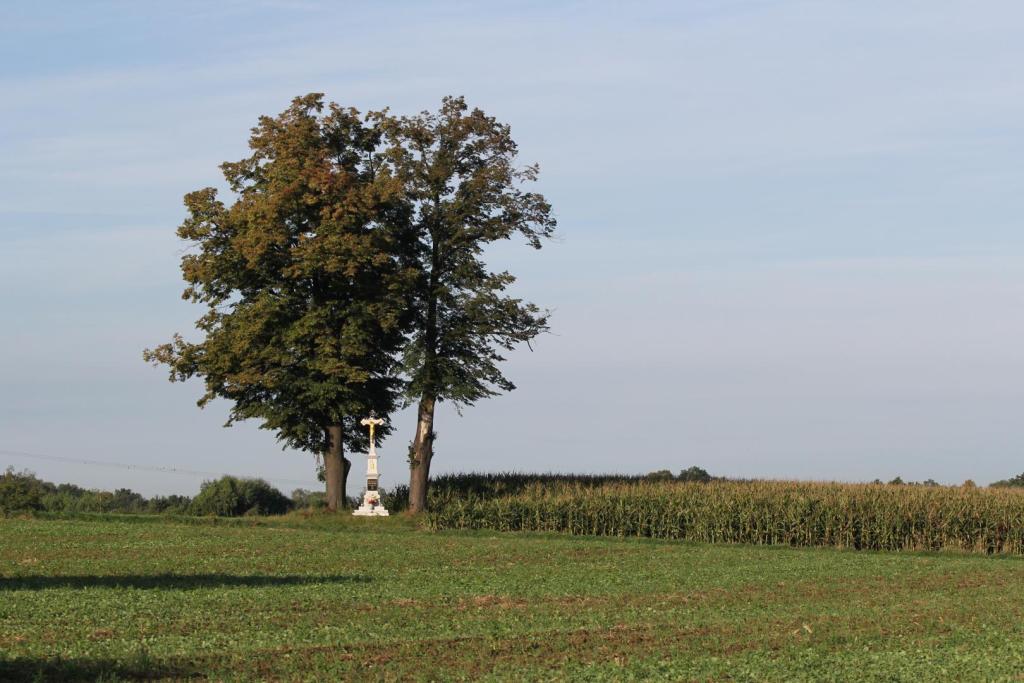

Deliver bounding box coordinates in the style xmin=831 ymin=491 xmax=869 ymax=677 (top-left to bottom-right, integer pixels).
xmin=2 ymin=0 xmax=1024 ymax=495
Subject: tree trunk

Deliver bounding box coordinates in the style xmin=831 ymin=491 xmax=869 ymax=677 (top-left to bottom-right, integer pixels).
xmin=410 ymin=212 xmax=442 ymax=514
xmin=408 ymin=394 xmax=436 ymax=513
xmin=325 ymin=424 xmax=351 ymax=511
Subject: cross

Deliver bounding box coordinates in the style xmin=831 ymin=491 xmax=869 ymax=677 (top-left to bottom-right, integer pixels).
xmin=360 ymin=413 xmax=385 ymax=445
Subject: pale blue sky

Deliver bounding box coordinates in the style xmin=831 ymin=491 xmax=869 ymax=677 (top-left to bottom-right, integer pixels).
xmin=2 ymin=1 xmax=1023 ymax=494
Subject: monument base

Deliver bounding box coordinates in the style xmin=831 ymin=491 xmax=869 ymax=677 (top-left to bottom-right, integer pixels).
xmin=352 ymin=504 xmax=389 ymax=516
xmin=352 ymin=492 xmax=389 ymax=516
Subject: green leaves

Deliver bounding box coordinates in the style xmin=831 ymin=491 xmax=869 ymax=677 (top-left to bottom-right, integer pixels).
xmin=146 ymin=93 xmax=555 ymax=510
xmin=385 ymin=96 xmax=556 ymax=408
xmin=145 ymin=94 xmax=410 ymax=455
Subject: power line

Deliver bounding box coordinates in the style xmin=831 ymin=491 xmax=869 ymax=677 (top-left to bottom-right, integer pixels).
xmin=0 ymin=449 xmax=321 ymax=488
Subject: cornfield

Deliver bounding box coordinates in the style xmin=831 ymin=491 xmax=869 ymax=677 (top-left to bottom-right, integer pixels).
xmin=427 ymin=479 xmax=1024 ymax=554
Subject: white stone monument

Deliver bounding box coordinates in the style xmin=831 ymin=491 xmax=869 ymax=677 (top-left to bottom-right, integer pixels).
xmin=353 ymin=413 xmax=389 ymax=517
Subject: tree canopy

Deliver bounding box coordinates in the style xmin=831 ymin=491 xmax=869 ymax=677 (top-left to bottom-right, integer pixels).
xmin=145 ymin=94 xmax=415 ymax=508
xmin=146 ymin=94 xmax=555 ymax=512
xmin=383 ymin=96 xmax=556 ymax=511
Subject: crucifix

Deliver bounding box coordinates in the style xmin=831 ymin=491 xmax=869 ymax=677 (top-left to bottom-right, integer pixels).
xmin=353 ymin=411 xmax=389 ymax=516
xmin=361 ymin=413 xmax=384 ymax=447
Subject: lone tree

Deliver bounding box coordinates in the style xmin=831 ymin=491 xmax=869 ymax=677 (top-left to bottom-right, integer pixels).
xmin=384 ymin=97 xmax=556 ymax=513
xmin=144 ymin=94 xmax=413 ymax=510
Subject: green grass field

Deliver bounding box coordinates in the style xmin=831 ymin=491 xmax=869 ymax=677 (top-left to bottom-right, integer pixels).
xmin=3 ymin=515 xmax=1024 ymax=681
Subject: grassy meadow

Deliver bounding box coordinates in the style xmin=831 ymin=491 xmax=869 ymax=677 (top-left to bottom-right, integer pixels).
xmin=4 ymin=514 xmax=1024 ymax=681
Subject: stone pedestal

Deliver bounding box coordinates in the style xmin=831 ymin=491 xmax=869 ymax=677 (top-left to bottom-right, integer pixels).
xmin=352 ymin=491 xmax=389 ymax=516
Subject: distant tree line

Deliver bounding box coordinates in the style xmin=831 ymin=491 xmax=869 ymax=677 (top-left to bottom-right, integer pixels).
xmin=871 ymin=477 xmax=943 ymax=487
xmin=8 ymin=467 xmax=1024 ymax=518
xmin=0 ymin=468 xmax=191 ymax=515
xmin=645 ymin=466 xmax=715 ymax=483
xmin=644 ymin=468 xmax=1024 ymax=489
xmin=1 ymin=468 xmax=298 ymax=516
xmin=991 ymin=473 xmax=1024 ymax=488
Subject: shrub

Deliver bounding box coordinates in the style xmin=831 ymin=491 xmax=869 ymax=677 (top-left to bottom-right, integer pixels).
xmin=291 ymin=488 xmax=327 ymax=510
xmin=380 ymin=485 xmax=409 ymax=512
xmin=678 ymin=466 xmax=712 ymax=483
xmin=108 ymin=488 xmax=147 ymax=513
xmin=146 ymin=495 xmax=192 ymax=514
xmin=0 ymin=468 xmax=49 ymax=513
xmin=189 ymin=476 xmax=292 ymax=517
xmin=992 ymin=473 xmax=1024 ymax=488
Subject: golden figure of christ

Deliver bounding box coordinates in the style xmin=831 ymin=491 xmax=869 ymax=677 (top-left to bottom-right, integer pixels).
xmin=360 ymin=415 xmax=385 ymax=448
